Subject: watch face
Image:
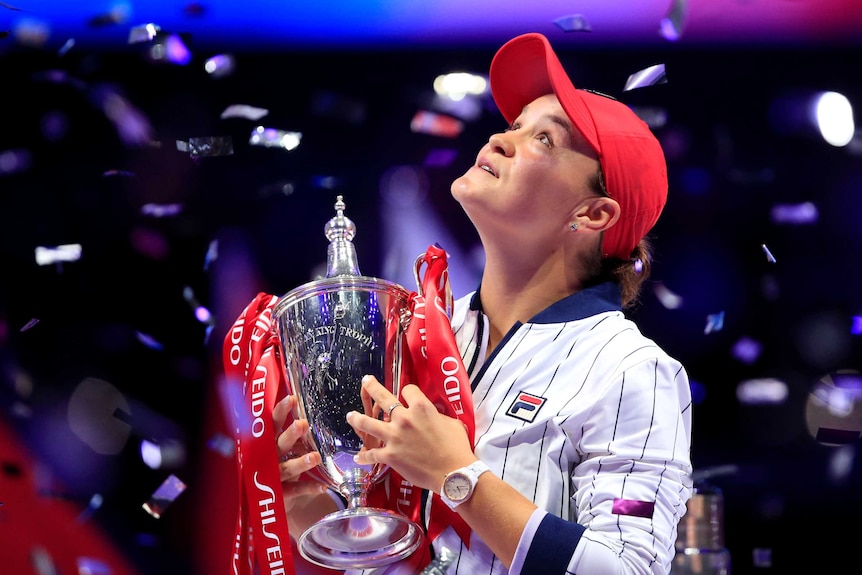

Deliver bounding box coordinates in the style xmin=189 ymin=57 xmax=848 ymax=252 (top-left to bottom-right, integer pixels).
xmin=443 ymin=472 xmax=472 ymax=501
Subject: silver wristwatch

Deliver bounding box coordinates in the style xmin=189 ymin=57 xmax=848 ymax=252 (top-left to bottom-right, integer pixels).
xmin=440 ymin=460 xmax=491 ymax=510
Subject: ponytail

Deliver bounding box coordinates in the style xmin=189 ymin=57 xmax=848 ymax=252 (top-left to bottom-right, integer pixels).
xmin=600 ymin=237 xmax=653 ymax=309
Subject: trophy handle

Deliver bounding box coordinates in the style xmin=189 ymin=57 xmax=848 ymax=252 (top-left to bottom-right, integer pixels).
xmin=413 ymin=251 xmax=452 ymax=318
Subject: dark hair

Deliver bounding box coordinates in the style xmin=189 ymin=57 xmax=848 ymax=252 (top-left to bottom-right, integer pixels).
xmin=601 ymin=239 xmax=653 ymax=309
xmin=589 ymin=167 xmax=653 ymax=309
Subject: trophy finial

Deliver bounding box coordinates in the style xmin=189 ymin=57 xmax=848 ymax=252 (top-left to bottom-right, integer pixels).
xmin=324 ymin=195 xmax=361 ymax=277
xmin=325 ymin=195 xmax=356 ymax=243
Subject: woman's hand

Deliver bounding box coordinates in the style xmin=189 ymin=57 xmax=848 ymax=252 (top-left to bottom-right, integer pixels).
xmin=348 ymin=375 xmax=476 ymax=494
xmin=273 ymin=395 xmax=336 ymax=533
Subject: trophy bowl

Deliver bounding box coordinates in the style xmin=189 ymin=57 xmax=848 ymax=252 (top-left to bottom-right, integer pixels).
xmin=271 ymin=197 xmax=422 ymax=569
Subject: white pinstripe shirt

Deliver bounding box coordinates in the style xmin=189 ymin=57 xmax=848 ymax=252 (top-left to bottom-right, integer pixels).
xmin=426 ymin=281 xmax=694 ymax=575
xmin=350 ymin=281 xmax=693 ymax=575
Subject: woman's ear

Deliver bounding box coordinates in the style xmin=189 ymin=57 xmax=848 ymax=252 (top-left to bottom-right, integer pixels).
xmin=577 ymin=196 xmax=620 ymax=232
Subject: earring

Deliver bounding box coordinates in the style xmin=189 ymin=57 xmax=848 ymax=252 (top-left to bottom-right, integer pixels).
xmin=569 ymin=222 xmax=579 ymax=231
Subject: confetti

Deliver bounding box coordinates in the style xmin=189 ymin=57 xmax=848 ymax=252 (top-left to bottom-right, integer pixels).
xmin=31 ymin=545 xmax=58 ymax=575
xmin=248 ymin=127 xmax=301 ymax=151
xmin=552 ymin=14 xmax=592 ymax=33
xmin=207 ymin=432 xmax=235 ymax=458
xmin=57 ymin=38 xmax=75 ymax=56
xmin=736 ymin=378 xmax=788 ymax=405
xmin=652 ymin=282 xmax=683 ymax=309
xmin=205 ymin=53 xmax=237 ymax=78
xmin=147 ymin=33 xmax=192 ymax=65
xmin=141 ymin=203 xmax=183 ymax=217
xmin=0 ymin=148 xmax=32 ymax=175
xmin=623 ymin=64 xmax=667 ymax=92
xmin=128 ymin=23 xmax=161 ymax=44
xmin=135 ymin=331 xmax=164 ymax=350
xmin=68 ymin=377 xmax=132 ymax=456
xmin=659 ymin=0 xmax=686 ymax=41
xmin=19 ymin=318 xmax=39 ymax=332
xmin=76 ymin=493 xmax=104 ymax=523
xmin=704 ymin=311 xmax=724 ymax=334
xmin=90 ymin=86 xmax=156 ymax=146
xmin=76 ymin=557 xmax=112 ymax=575
xmin=826 ymin=444 xmax=855 ymax=483
xmin=410 ymin=110 xmax=463 ymax=138
xmin=770 ymin=201 xmax=818 ymax=224
xmin=761 ymin=243 xmax=776 ymax=263
xmin=183 ymin=286 xmax=214 ymax=326
xmin=691 ymin=464 xmax=740 ymax=483
xmin=177 ymin=136 xmax=234 ymax=158
xmin=203 ymin=239 xmax=219 ymax=270
xmin=141 ymin=439 xmax=187 ymax=470
xmin=204 ymin=323 xmax=215 ymax=345
xmin=731 ymin=336 xmax=763 ymax=364
xmin=220 ymin=104 xmax=269 ymax=121
xmin=35 ymin=244 xmax=82 ymax=265
xmin=142 ymin=474 xmax=187 ymax=518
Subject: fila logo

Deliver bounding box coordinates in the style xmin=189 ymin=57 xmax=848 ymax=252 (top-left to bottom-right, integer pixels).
xmin=506 ymin=392 xmax=546 ymax=422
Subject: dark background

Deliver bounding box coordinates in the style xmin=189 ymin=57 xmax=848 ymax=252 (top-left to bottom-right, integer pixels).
xmin=1 ymin=5 xmax=862 ymax=575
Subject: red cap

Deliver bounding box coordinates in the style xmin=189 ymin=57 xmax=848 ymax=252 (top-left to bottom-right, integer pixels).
xmin=489 ymin=33 xmax=668 ymax=260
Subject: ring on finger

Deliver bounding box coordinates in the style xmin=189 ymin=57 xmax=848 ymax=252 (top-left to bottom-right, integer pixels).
xmin=386 ymin=402 xmax=403 ymax=418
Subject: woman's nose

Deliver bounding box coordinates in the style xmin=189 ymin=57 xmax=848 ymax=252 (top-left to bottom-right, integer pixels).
xmin=488 ymin=132 xmax=513 ymax=156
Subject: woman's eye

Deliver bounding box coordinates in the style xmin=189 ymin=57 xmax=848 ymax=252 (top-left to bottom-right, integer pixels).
xmin=506 ymin=122 xmax=520 ymax=132
xmin=537 ymin=133 xmax=551 ymax=147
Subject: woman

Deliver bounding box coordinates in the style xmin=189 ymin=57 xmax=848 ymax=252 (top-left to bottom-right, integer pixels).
xmin=275 ymin=32 xmax=693 ymax=575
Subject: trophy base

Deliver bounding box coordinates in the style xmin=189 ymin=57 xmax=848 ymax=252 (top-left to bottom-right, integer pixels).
xmin=297 ymin=506 xmax=423 ymax=570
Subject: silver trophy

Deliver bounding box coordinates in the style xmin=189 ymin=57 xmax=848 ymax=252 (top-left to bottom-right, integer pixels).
xmin=272 ymin=196 xmax=422 ymax=569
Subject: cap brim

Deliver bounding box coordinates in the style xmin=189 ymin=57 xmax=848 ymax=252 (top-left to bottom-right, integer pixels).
xmin=489 ymin=32 xmax=600 ymax=153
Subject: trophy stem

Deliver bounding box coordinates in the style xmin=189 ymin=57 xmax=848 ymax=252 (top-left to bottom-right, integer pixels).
xmin=339 ymin=468 xmax=372 ymax=509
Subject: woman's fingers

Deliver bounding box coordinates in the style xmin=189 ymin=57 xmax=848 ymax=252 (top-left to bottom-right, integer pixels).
xmin=273 ymin=394 xmax=295 ymax=430
xmin=279 ymin=451 xmax=322 ymax=482
xmin=361 ymin=374 xmax=402 ymax=416
xmin=277 ymin=414 xmax=310 ymax=460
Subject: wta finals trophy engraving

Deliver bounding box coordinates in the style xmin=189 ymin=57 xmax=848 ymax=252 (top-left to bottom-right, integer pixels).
xmin=272 ymin=196 xmax=422 ymax=569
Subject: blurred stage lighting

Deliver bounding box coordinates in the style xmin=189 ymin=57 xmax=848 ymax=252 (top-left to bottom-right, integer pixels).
xmin=769 ymin=89 xmax=856 ymax=147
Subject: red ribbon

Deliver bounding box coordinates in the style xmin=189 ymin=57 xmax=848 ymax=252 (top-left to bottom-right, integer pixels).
xmin=370 ymin=244 xmax=477 ymax=551
xmin=222 ymin=293 xmax=296 ymax=575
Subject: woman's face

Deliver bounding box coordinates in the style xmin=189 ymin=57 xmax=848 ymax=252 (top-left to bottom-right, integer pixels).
xmin=451 ymin=94 xmax=601 ymax=249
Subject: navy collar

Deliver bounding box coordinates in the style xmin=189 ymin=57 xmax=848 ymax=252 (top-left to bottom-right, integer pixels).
xmin=469 ymin=281 xmax=622 ymax=324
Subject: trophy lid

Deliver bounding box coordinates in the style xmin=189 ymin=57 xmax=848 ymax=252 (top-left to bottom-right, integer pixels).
xmin=324 ymin=195 xmax=361 ymax=278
